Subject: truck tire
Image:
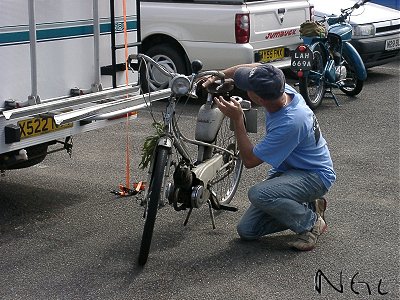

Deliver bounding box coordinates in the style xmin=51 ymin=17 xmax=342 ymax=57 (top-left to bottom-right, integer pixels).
xmin=6 ymin=143 xmax=48 ymax=170
xmin=141 ymin=44 xmax=188 ymax=93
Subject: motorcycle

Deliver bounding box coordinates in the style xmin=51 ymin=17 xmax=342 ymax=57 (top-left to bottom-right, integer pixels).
xmin=291 ymin=0 xmax=369 ymax=109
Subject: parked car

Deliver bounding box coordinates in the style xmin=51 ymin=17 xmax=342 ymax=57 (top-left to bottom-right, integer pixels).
xmin=370 ymin=0 xmax=399 ymax=10
xmin=310 ymin=0 xmax=400 ymax=68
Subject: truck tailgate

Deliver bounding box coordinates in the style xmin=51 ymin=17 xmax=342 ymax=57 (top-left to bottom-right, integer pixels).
xmin=247 ymin=0 xmax=311 ymax=49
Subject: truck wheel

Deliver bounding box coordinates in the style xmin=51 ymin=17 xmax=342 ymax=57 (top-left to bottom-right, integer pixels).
xmin=6 ymin=143 xmax=48 ymax=170
xmin=141 ymin=44 xmax=188 ymax=93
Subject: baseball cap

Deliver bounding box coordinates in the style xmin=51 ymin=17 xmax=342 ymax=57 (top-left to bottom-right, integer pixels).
xmin=233 ymin=64 xmax=285 ymax=100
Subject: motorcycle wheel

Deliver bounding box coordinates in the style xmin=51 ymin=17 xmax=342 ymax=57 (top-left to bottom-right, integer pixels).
xmin=339 ymin=53 xmax=364 ymax=96
xmin=138 ymin=146 xmax=169 ymax=266
xmin=298 ymin=44 xmax=326 ymax=110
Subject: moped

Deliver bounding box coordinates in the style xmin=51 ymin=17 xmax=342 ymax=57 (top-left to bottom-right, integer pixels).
xmin=291 ymin=0 xmax=369 ymax=109
xmin=128 ymin=53 xmax=257 ymax=265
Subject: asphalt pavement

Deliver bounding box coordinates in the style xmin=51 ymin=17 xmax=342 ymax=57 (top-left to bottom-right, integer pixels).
xmin=0 ymin=61 xmax=399 ymax=300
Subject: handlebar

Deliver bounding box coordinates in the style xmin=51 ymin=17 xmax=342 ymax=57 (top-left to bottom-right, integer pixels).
xmin=352 ymin=0 xmax=369 ymax=10
xmin=341 ymin=0 xmax=368 ymax=16
xmin=128 ymin=53 xmax=175 ymax=78
xmin=325 ymin=0 xmax=368 ymax=25
xmin=128 ymin=53 xmax=227 ymax=97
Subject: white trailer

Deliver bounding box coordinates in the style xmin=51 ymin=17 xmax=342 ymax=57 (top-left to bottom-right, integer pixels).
xmin=1 ymin=0 xmax=312 ymax=172
xmin=0 ymin=0 xmax=167 ymax=171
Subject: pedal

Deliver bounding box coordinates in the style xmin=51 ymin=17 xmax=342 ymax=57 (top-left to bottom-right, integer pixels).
xmin=208 ymin=191 xmax=238 ymax=212
xmin=218 ymin=204 xmax=238 ymax=212
xmin=183 ymin=208 xmax=193 ymax=226
xmin=207 ymin=200 xmax=216 ymax=229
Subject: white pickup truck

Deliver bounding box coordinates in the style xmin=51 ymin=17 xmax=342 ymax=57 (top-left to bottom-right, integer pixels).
xmin=0 ymin=0 xmax=312 ymax=171
xmin=140 ymin=0 xmax=314 ymax=90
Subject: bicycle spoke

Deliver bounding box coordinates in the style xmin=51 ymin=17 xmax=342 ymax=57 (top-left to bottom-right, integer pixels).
xmin=208 ymin=117 xmax=243 ymax=205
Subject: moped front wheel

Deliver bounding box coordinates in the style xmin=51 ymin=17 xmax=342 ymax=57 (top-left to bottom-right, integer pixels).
xmin=299 ymin=45 xmax=326 ymax=110
xmin=339 ymin=53 xmax=364 ymax=96
xmin=138 ymin=146 xmax=169 ymax=266
xmin=209 ymin=116 xmax=243 ymax=205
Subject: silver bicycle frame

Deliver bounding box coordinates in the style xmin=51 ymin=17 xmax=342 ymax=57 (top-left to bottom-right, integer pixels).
xmin=143 ymin=93 xmax=238 ymax=207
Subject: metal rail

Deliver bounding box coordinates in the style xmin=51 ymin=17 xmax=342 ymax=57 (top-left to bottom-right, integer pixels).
xmin=2 ymin=85 xmax=141 ymax=120
xmin=53 ymin=89 xmax=170 ymax=125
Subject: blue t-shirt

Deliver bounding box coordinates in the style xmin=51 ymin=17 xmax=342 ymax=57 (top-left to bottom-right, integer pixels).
xmin=253 ymin=84 xmax=336 ymax=189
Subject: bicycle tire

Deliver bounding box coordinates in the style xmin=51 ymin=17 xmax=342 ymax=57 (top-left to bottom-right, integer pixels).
xmin=299 ymin=43 xmax=326 ymax=110
xmin=138 ymin=146 xmax=169 ymax=266
xmin=209 ymin=116 xmax=243 ymax=205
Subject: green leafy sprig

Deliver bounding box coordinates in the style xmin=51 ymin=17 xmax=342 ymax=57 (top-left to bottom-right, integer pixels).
xmin=139 ymin=122 xmax=164 ymax=170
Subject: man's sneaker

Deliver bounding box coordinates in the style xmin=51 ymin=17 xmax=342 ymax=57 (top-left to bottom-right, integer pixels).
xmin=288 ymin=216 xmax=327 ymax=251
xmin=315 ymin=197 xmax=327 ymax=221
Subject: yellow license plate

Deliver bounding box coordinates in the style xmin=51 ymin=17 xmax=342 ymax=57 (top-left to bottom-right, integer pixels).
xmin=259 ymin=47 xmax=285 ymax=62
xmin=18 ymin=116 xmax=73 ymax=139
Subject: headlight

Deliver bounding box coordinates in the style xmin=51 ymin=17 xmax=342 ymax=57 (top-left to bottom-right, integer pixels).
xmin=352 ymin=24 xmax=375 ymax=38
xmin=170 ymin=75 xmax=190 ymax=96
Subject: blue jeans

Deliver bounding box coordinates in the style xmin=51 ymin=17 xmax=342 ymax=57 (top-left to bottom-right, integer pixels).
xmin=237 ymin=169 xmax=328 ymax=240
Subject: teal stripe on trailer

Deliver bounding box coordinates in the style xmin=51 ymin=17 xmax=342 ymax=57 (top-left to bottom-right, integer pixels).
xmin=0 ymin=31 xmax=29 ymax=44
xmin=0 ymin=20 xmax=137 ymax=46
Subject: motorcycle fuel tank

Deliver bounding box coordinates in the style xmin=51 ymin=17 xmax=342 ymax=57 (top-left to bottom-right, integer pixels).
xmin=195 ymin=104 xmax=225 ymax=143
xmin=329 ymin=23 xmax=353 ymax=41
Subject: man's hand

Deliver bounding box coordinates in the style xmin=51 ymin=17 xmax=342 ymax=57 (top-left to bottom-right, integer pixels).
xmin=215 ymin=95 xmax=263 ymax=169
xmin=201 ymin=76 xmax=218 ymax=89
xmin=214 ymin=96 xmax=244 ymax=121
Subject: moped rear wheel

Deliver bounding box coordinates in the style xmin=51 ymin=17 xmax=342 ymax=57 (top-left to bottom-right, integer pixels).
xmin=299 ymin=45 xmax=326 ymax=110
xmin=208 ymin=116 xmax=243 ymax=205
xmin=138 ymin=146 xmax=169 ymax=266
xmin=339 ymin=53 xmax=364 ymax=96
